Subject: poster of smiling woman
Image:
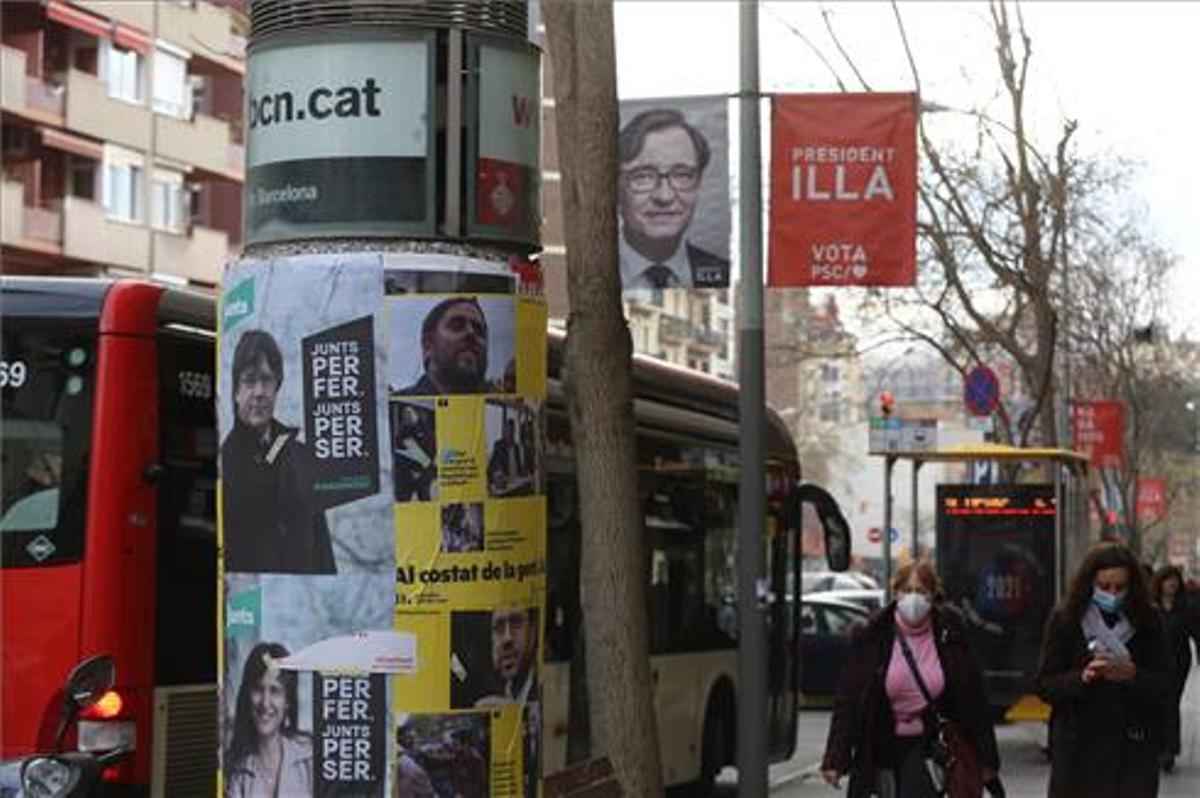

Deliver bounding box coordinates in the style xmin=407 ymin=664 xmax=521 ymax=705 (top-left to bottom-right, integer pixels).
xmin=617 ymin=96 xmax=730 ymax=291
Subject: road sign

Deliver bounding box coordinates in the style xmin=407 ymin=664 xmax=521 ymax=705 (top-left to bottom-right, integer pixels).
xmin=869 ymin=417 xmax=938 ymax=454
xmin=964 ymin=364 xmax=1000 ymax=416
xmin=868 ymin=526 xmax=882 ymax=543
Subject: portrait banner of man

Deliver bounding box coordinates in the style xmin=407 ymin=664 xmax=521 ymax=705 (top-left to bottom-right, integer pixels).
xmin=617 ymin=96 xmax=731 ymax=292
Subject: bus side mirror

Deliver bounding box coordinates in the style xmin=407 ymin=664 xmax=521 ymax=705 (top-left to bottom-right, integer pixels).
xmin=795 ymin=483 xmax=852 ymax=572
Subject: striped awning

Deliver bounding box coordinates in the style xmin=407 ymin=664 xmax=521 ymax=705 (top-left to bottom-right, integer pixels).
xmin=43 ymin=0 xmax=153 ymax=54
xmin=39 ymin=126 xmax=102 ymax=160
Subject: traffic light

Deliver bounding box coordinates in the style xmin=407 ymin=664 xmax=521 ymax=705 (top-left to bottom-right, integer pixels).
xmin=879 ymin=390 xmax=895 ymax=417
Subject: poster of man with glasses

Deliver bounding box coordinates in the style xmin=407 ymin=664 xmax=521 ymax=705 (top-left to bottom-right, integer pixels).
xmin=617 ymin=97 xmax=731 ymax=291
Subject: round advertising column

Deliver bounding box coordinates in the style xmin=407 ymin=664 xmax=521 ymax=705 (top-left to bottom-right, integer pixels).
xmin=217 ymin=256 xmax=547 ymax=797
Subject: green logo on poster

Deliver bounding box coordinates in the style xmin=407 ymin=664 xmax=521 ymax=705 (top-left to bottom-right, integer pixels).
xmin=223 ymin=277 xmax=255 ymax=331
xmin=227 ymin=587 xmax=261 ymax=636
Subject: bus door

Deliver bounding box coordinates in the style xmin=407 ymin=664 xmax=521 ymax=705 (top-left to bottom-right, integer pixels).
xmin=766 ymin=497 xmax=798 ymax=760
xmin=150 ymin=326 xmax=218 ymax=793
xmin=645 ymin=469 xmax=727 ymax=786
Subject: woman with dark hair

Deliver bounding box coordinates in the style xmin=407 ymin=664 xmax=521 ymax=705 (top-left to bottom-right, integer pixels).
xmin=821 ymin=560 xmax=1002 ymax=797
xmin=1150 ymin=565 xmax=1200 ymax=773
xmin=226 ymin=642 xmax=313 ymax=797
xmin=1036 ymin=543 xmax=1173 ymax=796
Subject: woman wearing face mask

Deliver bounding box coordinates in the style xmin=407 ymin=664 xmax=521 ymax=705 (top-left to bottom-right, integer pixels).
xmin=1036 ymin=543 xmax=1172 ymax=797
xmin=821 ymin=561 xmax=1002 ymax=797
xmin=226 ymin=642 xmax=314 ymax=798
xmin=1149 ymin=565 xmax=1200 ymax=774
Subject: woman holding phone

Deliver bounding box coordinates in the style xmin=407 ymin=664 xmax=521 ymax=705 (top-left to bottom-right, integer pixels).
xmin=1036 ymin=543 xmax=1172 ymax=797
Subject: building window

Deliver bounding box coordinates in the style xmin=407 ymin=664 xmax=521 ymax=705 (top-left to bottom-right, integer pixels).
xmin=69 ymin=156 xmax=98 ymax=200
xmin=153 ymin=47 xmax=191 ymax=118
xmin=152 ymin=170 xmax=187 ymax=232
xmin=103 ymin=147 xmax=144 ymax=222
xmin=100 ymin=41 xmax=143 ymax=104
xmin=650 ymin=288 xmax=664 ymax=307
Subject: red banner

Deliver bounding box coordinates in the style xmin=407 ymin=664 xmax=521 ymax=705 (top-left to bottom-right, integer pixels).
xmin=768 ymin=93 xmax=917 ymax=287
xmin=1070 ymin=400 xmax=1125 ymax=469
xmin=1135 ymin=477 xmax=1167 ymax=522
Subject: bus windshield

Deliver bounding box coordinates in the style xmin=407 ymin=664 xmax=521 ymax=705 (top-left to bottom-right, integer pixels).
xmin=1 ymin=323 xmax=95 ymax=567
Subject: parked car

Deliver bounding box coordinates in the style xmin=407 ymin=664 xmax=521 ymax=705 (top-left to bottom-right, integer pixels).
xmin=799 ymin=595 xmax=870 ymax=698
xmin=809 ymin=588 xmax=886 ymax=615
xmin=800 ymin=570 xmax=879 ymax=594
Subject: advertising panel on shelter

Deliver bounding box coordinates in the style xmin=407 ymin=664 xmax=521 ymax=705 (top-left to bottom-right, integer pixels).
xmin=936 ymin=484 xmax=1056 ymax=704
xmin=218 ymin=253 xmax=547 ymax=797
xmin=616 ymin=95 xmax=731 ymax=292
xmin=769 ymin=92 xmax=917 ymax=287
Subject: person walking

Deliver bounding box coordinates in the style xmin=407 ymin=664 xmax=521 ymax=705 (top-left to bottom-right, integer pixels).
xmin=1036 ymin=542 xmax=1173 ymax=797
xmin=821 ymin=561 xmax=1002 ymax=797
xmin=1150 ymin=564 xmax=1200 ymax=773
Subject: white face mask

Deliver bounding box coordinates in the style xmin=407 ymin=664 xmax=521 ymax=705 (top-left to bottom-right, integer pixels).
xmin=897 ymin=592 xmax=932 ymax=625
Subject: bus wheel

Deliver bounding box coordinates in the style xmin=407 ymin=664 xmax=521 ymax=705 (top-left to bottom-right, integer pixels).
xmin=690 ymin=687 xmax=733 ymax=797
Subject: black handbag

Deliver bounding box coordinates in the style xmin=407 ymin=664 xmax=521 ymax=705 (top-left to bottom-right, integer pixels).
xmin=896 ymin=632 xmax=985 ymax=798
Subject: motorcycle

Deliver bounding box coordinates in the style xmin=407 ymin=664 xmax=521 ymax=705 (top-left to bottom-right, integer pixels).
xmin=0 ymin=655 xmax=129 ymax=797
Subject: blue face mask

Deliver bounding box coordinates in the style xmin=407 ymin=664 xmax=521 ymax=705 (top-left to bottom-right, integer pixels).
xmin=1092 ymin=587 xmax=1127 ymax=614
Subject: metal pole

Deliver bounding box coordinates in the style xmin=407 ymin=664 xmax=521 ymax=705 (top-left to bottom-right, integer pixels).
xmin=1054 ymin=464 xmax=1064 ymax=602
xmin=736 ymin=2 xmax=767 ymax=795
xmin=911 ymin=461 xmax=921 ymax=560
xmin=883 ymin=455 xmax=895 ymax=599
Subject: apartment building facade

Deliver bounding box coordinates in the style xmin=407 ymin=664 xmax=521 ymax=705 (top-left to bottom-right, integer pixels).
xmin=1 ymin=0 xmax=245 ymax=288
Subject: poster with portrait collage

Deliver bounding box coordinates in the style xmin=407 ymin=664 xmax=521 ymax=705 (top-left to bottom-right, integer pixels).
xmin=219 ymin=253 xmax=546 ymax=798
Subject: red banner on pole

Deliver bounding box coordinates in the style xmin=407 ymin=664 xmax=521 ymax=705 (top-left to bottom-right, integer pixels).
xmin=1135 ymin=477 xmax=1168 ymax=522
xmin=768 ymin=93 xmax=917 ymax=287
xmin=1070 ymin=400 xmax=1126 ymax=469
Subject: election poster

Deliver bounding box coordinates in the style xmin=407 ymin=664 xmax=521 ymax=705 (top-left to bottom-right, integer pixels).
xmin=617 ymin=96 xmax=731 ymax=292
xmin=218 ymin=255 xmax=394 ymax=576
xmin=769 ymin=92 xmax=918 ymax=287
xmin=388 ymin=254 xmax=547 ymax=797
xmin=218 ymin=252 xmax=547 ymax=797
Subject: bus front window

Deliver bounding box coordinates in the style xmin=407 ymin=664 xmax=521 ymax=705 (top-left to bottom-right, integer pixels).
xmin=0 ymin=326 xmax=94 ymax=566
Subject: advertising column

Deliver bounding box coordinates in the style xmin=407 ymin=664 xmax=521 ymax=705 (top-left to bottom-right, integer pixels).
xmin=222 ymin=17 xmax=544 ymax=797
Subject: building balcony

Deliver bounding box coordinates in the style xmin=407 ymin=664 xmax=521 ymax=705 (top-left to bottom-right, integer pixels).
xmin=62 ymin=196 xmax=150 ymax=271
xmin=1 ymin=181 xmax=64 ymax=256
xmin=74 ymin=0 xmax=244 ymax=76
xmin=157 ymin=111 xmax=242 ymax=182
xmin=1 ymin=45 xmax=65 ymax=124
xmin=64 ymin=69 xmax=151 ymax=151
xmin=153 ymin=224 xmax=228 ymax=285
xmin=660 ymin=314 xmax=691 ymax=344
xmin=689 ymin=326 xmax=726 ymax=352
xmin=58 ymin=196 xmax=230 ymax=280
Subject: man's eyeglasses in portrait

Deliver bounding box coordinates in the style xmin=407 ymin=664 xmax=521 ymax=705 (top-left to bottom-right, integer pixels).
xmin=622 ymin=165 xmax=701 ymax=195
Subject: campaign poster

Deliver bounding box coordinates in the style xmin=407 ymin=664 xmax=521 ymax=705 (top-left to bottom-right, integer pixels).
xmin=218 ymin=255 xmax=393 ymax=576
xmin=769 ymin=92 xmax=918 ymax=287
xmin=221 ymin=573 xmax=396 ymax=798
xmin=617 ymin=96 xmax=731 ymax=292
xmin=387 ymin=254 xmax=547 ymax=797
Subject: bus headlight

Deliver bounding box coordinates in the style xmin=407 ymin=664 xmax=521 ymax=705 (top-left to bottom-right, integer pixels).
xmin=78 ymin=720 xmax=136 ymax=753
xmin=21 ymin=756 xmax=81 ymax=797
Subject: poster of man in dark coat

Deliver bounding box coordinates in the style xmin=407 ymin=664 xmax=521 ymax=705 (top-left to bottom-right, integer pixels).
xmin=222 ymin=329 xmax=336 ymax=574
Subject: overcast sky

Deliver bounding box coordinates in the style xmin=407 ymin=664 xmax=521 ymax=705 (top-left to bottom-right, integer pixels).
xmin=613 ymin=1 xmax=1200 ymax=338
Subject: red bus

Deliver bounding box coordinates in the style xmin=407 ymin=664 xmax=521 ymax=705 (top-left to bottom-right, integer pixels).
xmin=1 ymin=278 xmax=218 ymax=795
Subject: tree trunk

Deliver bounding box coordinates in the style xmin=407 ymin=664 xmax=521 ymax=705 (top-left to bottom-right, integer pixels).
xmin=541 ymin=2 xmax=664 ymax=795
